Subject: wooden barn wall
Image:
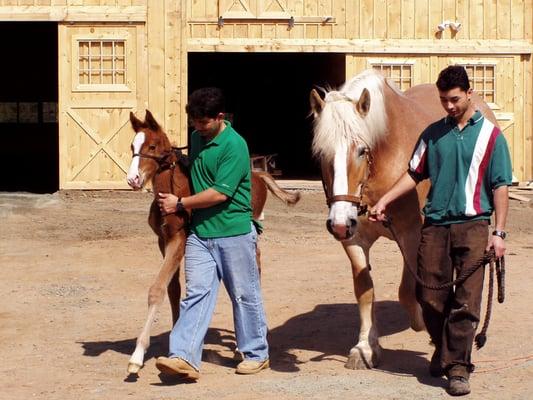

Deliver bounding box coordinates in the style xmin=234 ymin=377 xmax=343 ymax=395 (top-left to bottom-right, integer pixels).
xmin=347 ymin=54 xmax=532 ymax=181
xmin=189 ymin=0 xmax=532 ymax=41
xmin=0 ymin=1 xmax=145 ymax=6
xmin=188 ymin=0 xmax=532 ymax=181
xmin=0 ymin=0 xmax=186 ymax=189
xmin=0 ymin=1 xmax=530 ymax=184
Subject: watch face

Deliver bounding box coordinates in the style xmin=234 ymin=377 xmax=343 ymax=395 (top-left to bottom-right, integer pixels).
xmin=493 ymin=230 xmax=506 ymax=239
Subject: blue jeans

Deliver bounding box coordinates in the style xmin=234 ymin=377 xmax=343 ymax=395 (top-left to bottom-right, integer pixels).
xmin=168 ymin=225 xmax=269 ymax=370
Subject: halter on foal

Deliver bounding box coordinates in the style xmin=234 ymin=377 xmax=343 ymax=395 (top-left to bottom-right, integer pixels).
xmin=126 ymin=110 xmax=300 ymax=374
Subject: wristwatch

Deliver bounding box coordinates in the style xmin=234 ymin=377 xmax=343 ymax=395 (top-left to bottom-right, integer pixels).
xmin=175 ymin=197 xmax=185 ymax=213
xmin=492 ymin=230 xmax=507 ymax=239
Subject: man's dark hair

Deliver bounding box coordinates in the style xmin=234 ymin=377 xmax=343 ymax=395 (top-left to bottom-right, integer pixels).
xmin=436 ymin=65 xmax=471 ymax=92
xmin=186 ymin=87 xmax=225 ymax=119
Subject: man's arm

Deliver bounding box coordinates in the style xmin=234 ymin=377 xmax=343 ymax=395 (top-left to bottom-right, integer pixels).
xmin=368 ymin=171 xmax=418 ymax=221
xmin=487 ymin=185 xmax=509 ymax=258
xmin=158 ymin=189 xmax=228 ymax=214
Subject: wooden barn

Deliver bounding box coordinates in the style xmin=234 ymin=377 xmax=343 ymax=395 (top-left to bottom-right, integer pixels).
xmin=0 ymin=0 xmax=531 ymax=192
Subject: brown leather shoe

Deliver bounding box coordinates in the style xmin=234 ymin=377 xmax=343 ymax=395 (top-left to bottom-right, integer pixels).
xmin=236 ymin=359 xmax=270 ymax=375
xmin=155 ymin=357 xmax=200 ymax=380
xmin=447 ymin=376 xmax=471 ymax=396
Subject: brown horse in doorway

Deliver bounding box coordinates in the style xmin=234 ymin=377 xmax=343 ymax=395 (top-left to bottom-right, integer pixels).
xmin=125 ymin=110 xmax=300 ymax=374
xmin=310 ymin=69 xmax=497 ymax=369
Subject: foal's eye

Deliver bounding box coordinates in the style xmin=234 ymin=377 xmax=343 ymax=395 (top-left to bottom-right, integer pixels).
xmin=148 ymin=145 xmax=156 ymax=151
xmin=357 ymin=147 xmax=367 ymax=158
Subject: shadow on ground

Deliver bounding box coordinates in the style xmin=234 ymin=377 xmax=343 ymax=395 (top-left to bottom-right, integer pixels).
xmin=79 ymin=300 xmax=443 ymax=386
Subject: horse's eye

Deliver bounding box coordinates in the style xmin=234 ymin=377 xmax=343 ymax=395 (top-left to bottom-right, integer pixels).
xmin=357 ymin=147 xmax=367 ymax=158
xmin=148 ymin=145 xmax=156 ymax=151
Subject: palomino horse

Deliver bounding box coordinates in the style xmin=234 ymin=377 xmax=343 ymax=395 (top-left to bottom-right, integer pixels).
xmin=310 ymin=69 xmax=497 ymax=369
xmin=126 ymin=110 xmax=300 ymax=374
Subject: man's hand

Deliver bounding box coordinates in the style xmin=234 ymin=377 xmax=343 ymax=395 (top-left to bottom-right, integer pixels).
xmin=487 ymin=235 xmax=506 ymax=258
xmin=368 ymin=200 xmax=388 ymax=222
xmin=158 ymin=192 xmax=179 ymax=214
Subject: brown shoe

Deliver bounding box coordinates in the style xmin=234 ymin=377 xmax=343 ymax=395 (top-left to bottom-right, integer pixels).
xmin=447 ymin=376 xmax=471 ymax=396
xmin=236 ymin=359 xmax=270 ymax=375
xmin=155 ymin=357 xmax=200 ymax=380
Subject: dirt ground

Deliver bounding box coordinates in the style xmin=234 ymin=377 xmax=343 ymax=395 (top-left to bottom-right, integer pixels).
xmin=1 ymin=185 xmax=532 ymax=400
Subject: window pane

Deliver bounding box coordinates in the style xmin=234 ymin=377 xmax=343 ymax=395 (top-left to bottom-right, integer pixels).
xmin=459 ymin=64 xmax=495 ymax=103
xmin=78 ymin=39 xmax=126 ymax=86
xmin=42 ymin=102 xmax=58 ymax=123
xmin=0 ymin=102 xmax=18 ymax=123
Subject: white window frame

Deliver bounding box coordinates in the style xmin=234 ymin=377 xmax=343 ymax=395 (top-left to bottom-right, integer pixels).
xmin=367 ymin=59 xmax=415 ymax=91
xmin=72 ymin=34 xmax=131 ymax=93
xmin=451 ymin=59 xmax=498 ymax=110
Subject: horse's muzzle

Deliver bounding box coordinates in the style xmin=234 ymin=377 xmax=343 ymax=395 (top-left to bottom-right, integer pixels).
xmin=326 ymin=218 xmax=357 ymax=241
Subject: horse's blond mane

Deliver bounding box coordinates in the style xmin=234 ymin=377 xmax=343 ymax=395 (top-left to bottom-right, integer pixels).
xmin=312 ymin=69 xmax=398 ymax=162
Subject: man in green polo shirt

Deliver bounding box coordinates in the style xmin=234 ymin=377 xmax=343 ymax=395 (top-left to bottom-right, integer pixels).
xmin=369 ymin=66 xmax=512 ymax=396
xmin=155 ymin=87 xmax=269 ymax=380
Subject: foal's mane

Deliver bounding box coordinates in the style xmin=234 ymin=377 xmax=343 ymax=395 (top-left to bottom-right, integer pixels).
xmin=312 ymin=69 xmax=401 ymax=162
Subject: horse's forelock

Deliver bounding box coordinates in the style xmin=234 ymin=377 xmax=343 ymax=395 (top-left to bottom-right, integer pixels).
xmin=312 ymin=70 xmax=389 ymax=163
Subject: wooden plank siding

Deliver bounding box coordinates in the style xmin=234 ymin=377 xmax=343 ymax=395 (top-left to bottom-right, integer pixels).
xmin=188 ymin=0 xmax=532 ymax=41
xmin=0 ymin=0 xmax=530 ymax=186
xmin=187 ymin=0 xmax=532 ymax=181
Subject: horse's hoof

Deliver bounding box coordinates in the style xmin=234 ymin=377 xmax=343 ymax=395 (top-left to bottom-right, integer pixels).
xmin=345 ymin=346 xmax=379 ymax=370
xmin=127 ymin=362 xmax=142 ymax=374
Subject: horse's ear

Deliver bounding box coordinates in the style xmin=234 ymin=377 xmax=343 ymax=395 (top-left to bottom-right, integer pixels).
xmin=356 ymin=88 xmax=371 ymax=117
xmin=130 ymin=111 xmax=143 ymax=132
xmin=310 ymin=89 xmax=325 ymax=117
xmin=144 ymin=109 xmax=160 ymax=131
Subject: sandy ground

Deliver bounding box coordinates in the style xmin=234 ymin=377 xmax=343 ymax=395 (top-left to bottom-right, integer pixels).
xmin=1 ymin=186 xmax=532 ymax=400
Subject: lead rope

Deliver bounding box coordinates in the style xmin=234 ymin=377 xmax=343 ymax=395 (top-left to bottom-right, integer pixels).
xmin=381 ymin=216 xmax=505 ymax=349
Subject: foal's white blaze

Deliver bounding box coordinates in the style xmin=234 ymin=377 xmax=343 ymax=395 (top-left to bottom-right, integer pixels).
xmin=329 ymin=143 xmax=358 ymax=227
xmin=127 ymin=131 xmax=145 ymax=188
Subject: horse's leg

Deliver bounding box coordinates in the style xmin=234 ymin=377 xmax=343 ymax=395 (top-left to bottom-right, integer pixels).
xmin=343 ymin=234 xmax=381 ymax=369
xmin=127 ymin=234 xmax=185 ymax=374
xmin=396 ymin=229 xmax=425 ymax=332
xmin=167 ymin=272 xmax=181 ymax=325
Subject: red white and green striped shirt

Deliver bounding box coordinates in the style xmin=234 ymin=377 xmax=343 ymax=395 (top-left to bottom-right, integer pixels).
xmin=408 ymin=110 xmax=512 ymax=225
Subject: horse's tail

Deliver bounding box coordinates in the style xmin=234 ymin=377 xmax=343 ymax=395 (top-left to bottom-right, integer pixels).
xmin=255 ymin=171 xmax=301 ymax=205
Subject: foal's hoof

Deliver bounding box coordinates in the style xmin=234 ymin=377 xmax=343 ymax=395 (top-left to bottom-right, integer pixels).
xmin=127 ymin=362 xmax=142 ymax=374
xmin=345 ymin=346 xmax=379 ymax=370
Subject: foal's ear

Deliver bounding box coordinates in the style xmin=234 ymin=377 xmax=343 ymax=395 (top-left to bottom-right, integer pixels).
xmin=356 ymin=88 xmax=371 ymax=117
xmin=130 ymin=112 xmax=143 ymax=132
xmin=310 ymin=89 xmax=325 ymax=117
xmin=144 ymin=109 xmax=161 ymax=131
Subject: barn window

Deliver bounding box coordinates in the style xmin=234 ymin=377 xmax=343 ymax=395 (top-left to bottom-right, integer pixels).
xmin=370 ymin=62 xmax=413 ymax=91
xmin=459 ymin=64 xmax=496 ymax=104
xmin=78 ymin=40 xmax=126 ymax=87
xmin=0 ymin=102 xmax=58 ymax=124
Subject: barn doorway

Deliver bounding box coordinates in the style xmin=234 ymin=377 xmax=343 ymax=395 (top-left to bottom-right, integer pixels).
xmin=188 ymin=53 xmax=345 ymax=179
xmin=0 ymin=23 xmax=58 ymax=193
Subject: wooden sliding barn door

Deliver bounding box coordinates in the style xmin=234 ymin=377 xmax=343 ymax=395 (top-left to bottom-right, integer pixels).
xmin=58 ymin=24 xmax=146 ymax=189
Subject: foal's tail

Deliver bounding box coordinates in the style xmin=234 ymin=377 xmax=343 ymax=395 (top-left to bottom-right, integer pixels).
xmin=255 ymin=171 xmax=301 ymax=205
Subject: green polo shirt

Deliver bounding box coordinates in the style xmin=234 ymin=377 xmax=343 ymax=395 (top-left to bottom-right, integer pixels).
xmin=408 ymin=111 xmax=512 ymax=225
xmin=189 ymin=121 xmax=252 ymax=238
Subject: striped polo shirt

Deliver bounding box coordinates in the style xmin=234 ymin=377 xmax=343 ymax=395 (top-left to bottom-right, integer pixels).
xmin=408 ymin=110 xmax=512 ymax=225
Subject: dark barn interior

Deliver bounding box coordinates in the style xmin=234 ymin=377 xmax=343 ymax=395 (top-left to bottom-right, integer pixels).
xmin=188 ymin=52 xmax=346 ymax=179
xmin=0 ymin=23 xmax=58 ymax=193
